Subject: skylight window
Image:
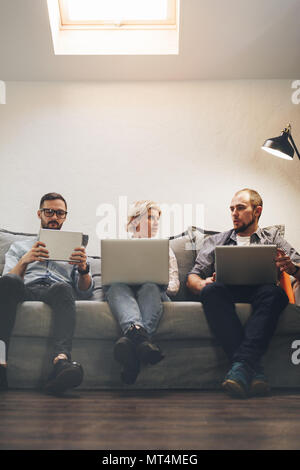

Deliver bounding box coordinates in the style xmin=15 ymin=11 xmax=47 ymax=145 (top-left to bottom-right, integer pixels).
xmin=47 ymin=0 xmax=180 ymax=55
xmin=59 ymin=0 xmax=177 ymax=28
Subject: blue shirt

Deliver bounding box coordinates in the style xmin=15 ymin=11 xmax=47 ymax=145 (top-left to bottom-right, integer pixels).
xmin=3 ymin=238 xmax=94 ymax=299
xmin=189 ymin=226 xmax=300 ymax=279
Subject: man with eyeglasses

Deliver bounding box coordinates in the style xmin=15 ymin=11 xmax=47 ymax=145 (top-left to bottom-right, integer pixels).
xmin=0 ymin=192 xmax=93 ymax=394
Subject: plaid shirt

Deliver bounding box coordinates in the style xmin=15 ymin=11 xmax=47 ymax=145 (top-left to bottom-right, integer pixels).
xmin=189 ymin=226 xmax=300 ymax=280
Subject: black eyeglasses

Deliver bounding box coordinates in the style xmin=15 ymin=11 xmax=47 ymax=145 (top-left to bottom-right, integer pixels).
xmin=40 ymin=209 xmax=68 ymax=219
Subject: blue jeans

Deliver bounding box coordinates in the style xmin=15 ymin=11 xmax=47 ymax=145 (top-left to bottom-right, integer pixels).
xmin=199 ymin=282 xmax=289 ymax=369
xmin=105 ymin=282 xmax=170 ymax=336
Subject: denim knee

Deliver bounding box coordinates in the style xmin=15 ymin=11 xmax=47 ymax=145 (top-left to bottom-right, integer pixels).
xmin=0 ymin=274 xmax=24 ymax=300
xmin=138 ymin=282 xmax=160 ymax=296
xmin=47 ymin=282 xmax=75 ymax=305
xmin=255 ymin=284 xmax=289 ymax=308
xmin=200 ymin=282 xmax=227 ymax=301
xmin=106 ymin=282 xmax=132 ymax=299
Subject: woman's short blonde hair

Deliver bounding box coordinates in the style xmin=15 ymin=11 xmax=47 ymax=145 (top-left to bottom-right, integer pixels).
xmin=127 ymin=200 xmax=161 ymax=232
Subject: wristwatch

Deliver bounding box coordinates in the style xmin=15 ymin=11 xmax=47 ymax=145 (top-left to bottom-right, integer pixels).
xmin=78 ymin=263 xmax=90 ymax=275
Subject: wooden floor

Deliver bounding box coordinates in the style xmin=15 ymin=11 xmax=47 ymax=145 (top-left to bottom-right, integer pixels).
xmin=0 ymin=389 xmax=300 ymax=450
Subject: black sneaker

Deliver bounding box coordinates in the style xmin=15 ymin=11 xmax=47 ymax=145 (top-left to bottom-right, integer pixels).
xmin=0 ymin=365 xmax=8 ymax=391
xmin=114 ymin=336 xmax=140 ymax=385
xmin=45 ymin=359 xmax=83 ymax=395
xmin=126 ymin=325 xmax=164 ymax=366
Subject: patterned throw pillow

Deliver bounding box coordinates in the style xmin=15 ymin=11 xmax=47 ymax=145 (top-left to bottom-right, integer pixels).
xmin=0 ymin=229 xmax=37 ymax=275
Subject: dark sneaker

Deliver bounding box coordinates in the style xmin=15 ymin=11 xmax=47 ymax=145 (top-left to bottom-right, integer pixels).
xmin=114 ymin=336 xmax=140 ymax=385
xmin=126 ymin=325 xmax=164 ymax=365
xmin=250 ymin=365 xmax=270 ymax=397
xmin=45 ymin=359 xmax=83 ymax=395
xmin=0 ymin=365 xmax=8 ymax=391
xmin=222 ymin=361 xmax=253 ymax=399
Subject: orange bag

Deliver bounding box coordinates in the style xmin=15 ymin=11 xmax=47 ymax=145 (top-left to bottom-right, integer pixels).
xmin=280 ymin=271 xmax=295 ymax=304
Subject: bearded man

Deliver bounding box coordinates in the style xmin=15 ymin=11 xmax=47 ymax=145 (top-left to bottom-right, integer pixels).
xmin=0 ymin=193 xmax=93 ymax=394
xmin=187 ymin=188 xmax=300 ymax=398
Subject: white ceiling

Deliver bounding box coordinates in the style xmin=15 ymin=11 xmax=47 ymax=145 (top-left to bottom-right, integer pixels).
xmin=1 ymin=0 xmax=300 ymax=81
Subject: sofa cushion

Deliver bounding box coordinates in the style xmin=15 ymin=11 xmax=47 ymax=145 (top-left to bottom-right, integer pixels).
xmin=0 ymin=228 xmax=36 ymax=275
xmin=12 ymin=300 xmax=300 ymax=340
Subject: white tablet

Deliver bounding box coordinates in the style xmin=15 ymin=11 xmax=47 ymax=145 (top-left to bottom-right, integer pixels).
xmin=38 ymin=229 xmax=83 ymax=262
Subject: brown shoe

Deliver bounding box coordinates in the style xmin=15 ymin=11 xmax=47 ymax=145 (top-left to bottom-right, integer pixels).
xmin=250 ymin=367 xmax=270 ymax=397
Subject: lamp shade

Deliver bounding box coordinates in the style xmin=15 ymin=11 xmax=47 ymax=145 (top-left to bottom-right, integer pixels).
xmin=261 ymin=131 xmax=294 ymax=160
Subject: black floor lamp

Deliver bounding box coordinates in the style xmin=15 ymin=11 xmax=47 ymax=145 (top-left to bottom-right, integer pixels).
xmin=261 ymin=124 xmax=300 ymax=161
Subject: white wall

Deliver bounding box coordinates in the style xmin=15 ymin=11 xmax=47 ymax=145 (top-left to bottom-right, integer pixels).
xmin=0 ymin=80 xmax=299 ymax=255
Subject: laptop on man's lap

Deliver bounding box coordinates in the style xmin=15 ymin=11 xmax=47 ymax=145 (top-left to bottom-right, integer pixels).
xmin=215 ymin=245 xmax=278 ymax=285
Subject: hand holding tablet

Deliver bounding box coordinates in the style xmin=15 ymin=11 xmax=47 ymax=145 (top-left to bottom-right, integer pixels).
xmin=38 ymin=229 xmax=84 ymax=263
xmin=69 ymin=246 xmax=88 ymax=271
xmin=21 ymin=241 xmax=49 ymax=265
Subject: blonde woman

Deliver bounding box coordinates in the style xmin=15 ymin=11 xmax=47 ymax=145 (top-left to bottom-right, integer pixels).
xmin=106 ymin=201 xmax=180 ymax=384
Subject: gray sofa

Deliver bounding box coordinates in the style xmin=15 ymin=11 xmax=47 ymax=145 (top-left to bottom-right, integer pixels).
xmin=1 ymin=226 xmax=300 ymax=390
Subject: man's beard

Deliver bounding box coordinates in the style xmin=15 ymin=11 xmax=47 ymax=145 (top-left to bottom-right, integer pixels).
xmin=41 ymin=220 xmax=62 ymax=230
xmin=234 ymin=215 xmax=256 ymax=234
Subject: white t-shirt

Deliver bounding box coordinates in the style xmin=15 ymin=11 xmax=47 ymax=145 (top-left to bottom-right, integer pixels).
xmin=236 ymin=235 xmax=251 ymax=246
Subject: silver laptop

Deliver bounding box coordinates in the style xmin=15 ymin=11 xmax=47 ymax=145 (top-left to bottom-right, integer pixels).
xmin=38 ymin=229 xmax=83 ymax=262
xmin=101 ymin=239 xmax=169 ymax=286
xmin=215 ymin=245 xmax=278 ymax=285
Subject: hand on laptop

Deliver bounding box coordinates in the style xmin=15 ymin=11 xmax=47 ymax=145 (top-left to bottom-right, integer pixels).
xmin=205 ymin=272 xmax=216 ymax=285
xmin=200 ymin=273 xmax=216 ymax=289
xmin=69 ymin=246 xmax=87 ymax=271
xmin=276 ymin=248 xmax=296 ymax=275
